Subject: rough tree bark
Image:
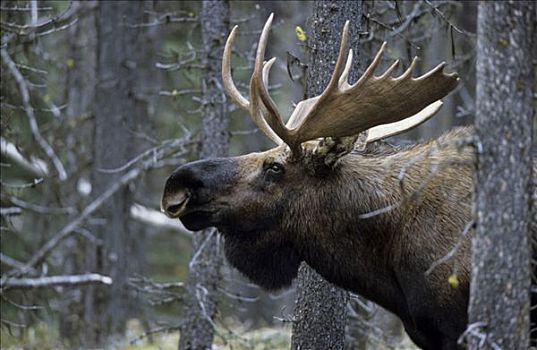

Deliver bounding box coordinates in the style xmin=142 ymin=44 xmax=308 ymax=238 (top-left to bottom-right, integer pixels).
xmin=90 ymin=1 xmax=144 ymax=346
xmin=291 ymin=2 xmax=363 ymax=349
xmin=468 ymin=2 xmax=535 ymax=349
xmin=178 ymin=1 xmax=230 ymax=349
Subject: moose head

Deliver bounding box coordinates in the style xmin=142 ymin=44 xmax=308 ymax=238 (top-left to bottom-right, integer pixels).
xmin=162 ymin=14 xmax=472 ymax=350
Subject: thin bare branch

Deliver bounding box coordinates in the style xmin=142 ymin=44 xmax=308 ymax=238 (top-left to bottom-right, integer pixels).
xmin=425 ymin=220 xmax=475 ymax=275
xmin=2 ymin=137 xmax=191 ymax=279
xmin=0 ymin=178 xmax=44 ymax=189
xmin=1 ymin=49 xmax=67 ymax=180
xmin=1 ymin=273 xmax=112 ymax=290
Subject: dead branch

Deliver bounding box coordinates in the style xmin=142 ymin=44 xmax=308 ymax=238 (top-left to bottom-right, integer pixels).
xmin=0 ymin=207 xmax=22 ymax=216
xmin=0 ymin=1 xmax=78 ymax=36
xmin=0 ymin=253 xmax=35 ymax=274
xmin=425 ymin=220 xmax=475 ymax=275
xmin=1 ymin=48 xmax=67 ymax=180
xmin=8 ymin=196 xmax=75 ymax=215
xmin=130 ymin=203 xmax=192 ymax=237
xmin=1 ymin=273 xmax=112 ymax=290
xmin=0 ymin=137 xmax=49 ymax=177
xmin=2 ymin=137 xmax=192 ymax=279
xmin=130 ymin=325 xmax=181 ymax=345
xmin=0 ymin=178 xmax=44 ymax=189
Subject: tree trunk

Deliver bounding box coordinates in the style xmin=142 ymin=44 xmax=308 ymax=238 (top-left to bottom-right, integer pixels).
xmin=89 ymin=1 xmax=144 ymax=346
xmin=178 ymin=1 xmax=230 ymax=349
xmin=468 ymin=2 xmax=535 ymax=349
xmin=59 ymin=1 xmax=97 ymax=346
xmin=291 ymin=2 xmax=363 ymax=349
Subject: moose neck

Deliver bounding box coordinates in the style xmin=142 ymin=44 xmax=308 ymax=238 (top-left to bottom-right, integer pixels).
xmin=290 ymin=139 xmax=470 ymax=316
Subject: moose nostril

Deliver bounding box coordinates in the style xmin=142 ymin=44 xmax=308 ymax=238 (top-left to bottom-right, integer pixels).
xmin=166 ymin=204 xmax=182 ymax=215
xmin=161 ymin=190 xmax=191 ymax=218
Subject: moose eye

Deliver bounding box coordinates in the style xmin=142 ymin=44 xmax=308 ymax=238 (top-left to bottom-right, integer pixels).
xmin=264 ymin=162 xmax=285 ymax=182
xmin=268 ymin=163 xmax=283 ymax=173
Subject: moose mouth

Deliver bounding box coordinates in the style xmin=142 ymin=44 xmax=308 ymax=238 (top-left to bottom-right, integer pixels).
xmin=161 ymin=189 xmax=224 ymax=231
xmin=180 ymin=208 xmax=220 ymax=231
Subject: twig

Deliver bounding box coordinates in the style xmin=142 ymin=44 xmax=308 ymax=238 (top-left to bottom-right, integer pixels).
xmin=0 ymin=5 xmax=54 ymax=12
xmin=1 ymin=135 xmax=49 ymax=178
xmin=36 ymin=18 xmax=78 ymax=37
xmin=1 ymin=48 xmax=67 ymax=180
xmin=1 ymin=273 xmax=112 ymax=290
xmin=127 ymin=14 xmax=197 ymax=28
xmin=1 ymin=294 xmax=43 ymax=310
xmin=425 ymin=220 xmax=474 ymax=275
xmin=0 ymin=207 xmax=22 ymax=216
xmin=0 ymin=254 xmax=35 ymax=273
xmin=8 ymin=196 xmax=75 ymax=215
xmin=0 ymin=2 xmax=76 ymax=35
xmin=424 ymin=0 xmax=469 ymax=36
xmin=1 ymin=318 xmax=26 ymax=329
xmin=130 ymin=325 xmax=181 ymax=344
xmin=3 ymin=168 xmax=143 ymax=278
xmin=0 ymin=178 xmax=44 ymax=189
xmin=130 ymin=203 xmax=192 ymax=237
xmin=458 ymin=321 xmax=502 ymax=350
xmin=3 ymin=137 xmax=191 ymax=279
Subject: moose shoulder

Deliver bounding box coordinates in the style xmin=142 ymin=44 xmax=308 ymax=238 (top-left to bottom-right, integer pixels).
xmin=162 ymin=14 xmax=473 ymax=350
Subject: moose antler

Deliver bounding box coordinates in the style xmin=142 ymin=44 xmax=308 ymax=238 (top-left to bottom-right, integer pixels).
xmin=222 ymin=14 xmax=459 ymax=159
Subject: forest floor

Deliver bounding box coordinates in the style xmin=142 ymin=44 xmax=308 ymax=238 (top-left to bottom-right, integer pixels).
xmin=0 ymin=319 xmax=419 ymax=349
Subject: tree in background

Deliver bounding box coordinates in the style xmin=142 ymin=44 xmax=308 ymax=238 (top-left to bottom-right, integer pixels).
xmin=178 ymin=1 xmax=230 ymax=349
xmin=59 ymin=1 xmax=97 ymax=345
xmin=290 ymin=1 xmax=363 ymax=349
xmin=1 ymin=1 xmax=191 ymax=347
xmin=467 ymin=2 xmax=535 ymax=349
xmin=90 ymin=1 xmax=145 ymax=345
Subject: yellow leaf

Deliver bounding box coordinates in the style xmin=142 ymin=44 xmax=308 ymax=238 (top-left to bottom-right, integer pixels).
xmin=66 ymin=58 xmax=75 ymax=69
xmin=295 ymin=26 xmax=307 ymax=42
xmin=43 ymin=94 xmax=50 ymax=103
xmin=448 ymin=274 xmax=459 ymax=288
xmin=171 ymin=89 xmax=178 ymax=96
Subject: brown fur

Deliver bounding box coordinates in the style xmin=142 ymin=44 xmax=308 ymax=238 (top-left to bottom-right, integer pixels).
xmin=162 ymin=127 xmax=476 ymax=349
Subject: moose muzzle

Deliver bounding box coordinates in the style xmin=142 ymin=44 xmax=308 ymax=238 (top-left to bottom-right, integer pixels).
xmin=161 ymin=158 xmax=238 ymax=224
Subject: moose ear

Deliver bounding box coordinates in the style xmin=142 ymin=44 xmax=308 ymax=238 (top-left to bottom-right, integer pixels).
xmin=365 ymin=100 xmax=443 ymax=144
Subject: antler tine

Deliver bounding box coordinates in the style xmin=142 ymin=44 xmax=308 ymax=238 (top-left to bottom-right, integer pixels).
xmin=249 ymin=57 xmax=284 ymax=145
xmin=222 ymin=25 xmax=249 ymax=110
xmin=366 ymin=100 xmax=443 ymax=143
xmin=284 ymin=20 xmax=352 ymax=140
xmin=323 ymin=21 xmax=350 ymax=94
xmin=262 ymin=57 xmax=276 ymax=86
xmin=378 ymin=59 xmax=400 ymax=79
xmin=338 ymin=49 xmax=353 ymax=88
xmin=222 ymin=15 xmax=284 ymax=145
xmin=351 ymin=41 xmax=387 ymax=89
xmin=395 ymin=56 xmax=419 ymax=81
xmin=416 ymin=61 xmax=456 ymax=81
xmin=253 ymin=13 xmax=274 ymax=80
xmin=251 ymin=14 xmax=296 ymax=148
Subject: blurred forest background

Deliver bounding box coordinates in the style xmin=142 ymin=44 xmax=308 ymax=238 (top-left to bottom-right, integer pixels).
xmin=0 ymin=0 xmax=520 ymax=349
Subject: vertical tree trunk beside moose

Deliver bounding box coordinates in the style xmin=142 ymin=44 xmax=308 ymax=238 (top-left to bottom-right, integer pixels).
xmin=468 ymin=2 xmax=535 ymax=349
xmin=90 ymin=1 xmax=144 ymax=346
xmin=291 ymin=1 xmax=363 ymax=349
xmin=178 ymin=1 xmax=230 ymax=349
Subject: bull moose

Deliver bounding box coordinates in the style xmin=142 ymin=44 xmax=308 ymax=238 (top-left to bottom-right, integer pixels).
xmin=162 ymin=14 xmax=478 ymax=350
